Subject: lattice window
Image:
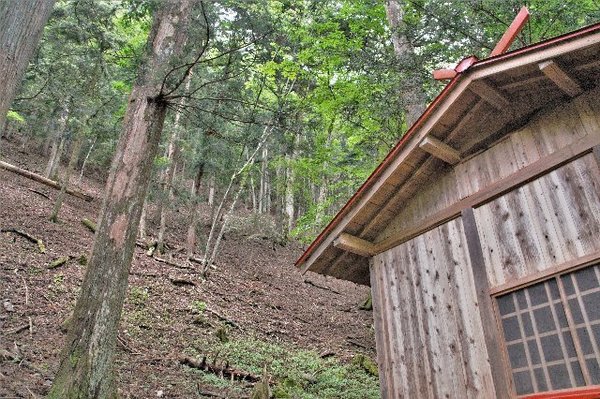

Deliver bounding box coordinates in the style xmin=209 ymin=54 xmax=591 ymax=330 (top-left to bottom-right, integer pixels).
xmin=496 ymin=264 xmax=600 ymax=396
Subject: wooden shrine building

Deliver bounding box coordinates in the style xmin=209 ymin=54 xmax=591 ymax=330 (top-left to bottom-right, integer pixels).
xmin=296 ymin=22 xmax=600 ymax=398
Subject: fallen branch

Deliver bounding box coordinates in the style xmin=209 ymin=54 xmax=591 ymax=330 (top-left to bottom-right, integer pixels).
xmin=205 ymin=308 xmax=241 ymax=330
xmin=303 ymin=279 xmax=340 ymax=295
xmin=169 ymin=276 xmax=196 ymax=287
xmin=28 ymin=188 xmax=50 ymax=199
xmin=180 ymin=355 xmax=260 ymax=383
xmin=346 ymin=337 xmax=369 ymax=350
xmin=0 ymin=160 xmax=93 ymax=201
xmin=9 ymin=324 xmax=30 ymax=334
xmin=47 ymin=256 xmax=70 ymax=269
xmin=81 ymin=218 xmax=96 ymax=233
xmin=1 ymin=228 xmax=45 ymax=253
xmin=153 ymin=256 xmax=193 ymax=270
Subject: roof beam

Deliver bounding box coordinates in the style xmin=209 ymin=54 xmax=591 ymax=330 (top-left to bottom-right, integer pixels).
xmin=333 ymin=233 xmax=376 ymax=257
xmin=539 ymin=60 xmax=583 ymax=97
xmin=419 ymin=135 xmax=462 ymax=165
xmin=433 ymin=68 xmax=457 ymax=81
xmin=469 ymin=80 xmax=511 ymax=111
xmin=490 ymin=6 xmax=530 ymax=56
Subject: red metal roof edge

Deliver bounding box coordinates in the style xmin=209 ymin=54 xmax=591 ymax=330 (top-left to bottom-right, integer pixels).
xmin=295 ymin=21 xmax=600 ymax=270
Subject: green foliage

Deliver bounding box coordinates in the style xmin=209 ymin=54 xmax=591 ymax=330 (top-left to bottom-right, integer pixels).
xmin=128 ymin=286 xmax=149 ymax=307
xmin=6 ymin=110 xmax=25 ymax=123
xmin=186 ymin=337 xmax=379 ymax=399
xmin=191 ymin=300 xmax=207 ymax=314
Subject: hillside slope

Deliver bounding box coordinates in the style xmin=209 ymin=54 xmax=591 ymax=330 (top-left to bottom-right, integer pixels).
xmin=0 ymin=140 xmax=376 ymax=398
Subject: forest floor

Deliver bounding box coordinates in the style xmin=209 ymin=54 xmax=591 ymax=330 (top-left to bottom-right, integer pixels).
xmin=0 ymin=139 xmax=376 ymax=398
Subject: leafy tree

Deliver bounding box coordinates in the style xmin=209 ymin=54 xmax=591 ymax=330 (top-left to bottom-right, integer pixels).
xmin=49 ymin=1 xmax=197 ymax=395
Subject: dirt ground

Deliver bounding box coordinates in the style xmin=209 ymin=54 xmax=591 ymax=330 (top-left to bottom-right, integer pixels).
xmin=0 ymin=139 xmax=375 ymax=398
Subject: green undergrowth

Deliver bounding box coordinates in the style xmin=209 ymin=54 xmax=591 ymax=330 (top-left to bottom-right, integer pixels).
xmin=184 ymin=336 xmax=380 ymax=399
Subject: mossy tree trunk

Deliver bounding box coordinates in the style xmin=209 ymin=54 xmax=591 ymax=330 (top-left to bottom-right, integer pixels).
xmin=49 ymin=1 xmax=192 ymax=397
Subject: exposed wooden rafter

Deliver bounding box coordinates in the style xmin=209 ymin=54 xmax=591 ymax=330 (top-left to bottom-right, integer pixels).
xmin=490 ymin=6 xmax=530 ymax=57
xmin=333 ymin=233 xmax=376 ymax=257
xmin=539 ymin=60 xmax=583 ymax=97
xmin=419 ymin=135 xmax=462 ymax=165
xmin=469 ymin=80 xmax=511 ymax=112
xmin=372 ymin=133 xmax=599 ymax=255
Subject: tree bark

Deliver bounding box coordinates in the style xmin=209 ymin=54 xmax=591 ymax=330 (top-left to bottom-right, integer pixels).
xmin=157 ymin=74 xmax=191 ymax=254
xmin=49 ymin=2 xmax=192 ymax=397
xmin=185 ymin=161 xmax=205 ymax=258
xmin=45 ymin=106 xmax=69 ymax=179
xmin=385 ymin=0 xmax=427 ymax=127
xmin=284 ymin=133 xmax=299 ymax=234
xmin=0 ymin=0 xmax=56 ymax=149
xmin=258 ymin=144 xmax=268 ymax=213
xmin=50 ymin=134 xmax=83 ymax=222
xmin=77 ymin=136 xmax=96 ymax=185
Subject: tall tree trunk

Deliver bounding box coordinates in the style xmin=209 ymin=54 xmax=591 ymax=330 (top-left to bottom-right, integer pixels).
xmin=284 ymin=133 xmax=299 ymax=234
xmin=385 ymin=0 xmax=427 ymax=127
xmin=208 ymin=175 xmax=215 ymax=207
xmin=45 ymin=106 xmax=69 ymax=179
xmin=49 ymin=2 xmax=192 ymax=397
xmin=77 ymin=136 xmax=96 ymax=185
xmin=0 ymin=0 xmax=56 ymax=151
xmin=139 ymin=197 xmax=148 ymax=241
xmin=186 ymin=161 xmax=205 ymax=258
xmin=50 ymin=134 xmax=82 ymax=222
xmin=258 ymin=143 xmax=268 ymax=214
xmin=157 ymin=74 xmax=191 ymax=254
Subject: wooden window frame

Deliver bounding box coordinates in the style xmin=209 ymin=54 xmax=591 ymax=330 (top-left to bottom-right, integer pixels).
xmin=489 ymin=253 xmax=600 ymax=398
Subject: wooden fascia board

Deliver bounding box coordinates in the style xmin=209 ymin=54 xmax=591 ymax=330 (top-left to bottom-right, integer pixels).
xmin=419 ymin=135 xmax=462 ymax=165
xmin=333 ymin=233 xmax=376 ymax=257
xmin=297 ymin=77 xmax=474 ymax=274
xmin=372 ymin=133 xmax=600 ymax=255
xmin=539 ymin=60 xmax=583 ymax=97
xmin=471 ymin=30 xmax=600 ymax=80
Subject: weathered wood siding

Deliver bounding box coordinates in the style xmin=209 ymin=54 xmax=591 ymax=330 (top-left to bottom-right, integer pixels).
xmin=371 ymin=218 xmax=496 ymax=399
xmin=377 ymin=88 xmax=600 ymax=246
xmin=474 ymin=151 xmax=600 ymax=289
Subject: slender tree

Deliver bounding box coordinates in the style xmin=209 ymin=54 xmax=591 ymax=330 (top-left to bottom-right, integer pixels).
xmin=49 ymin=1 xmax=193 ymax=396
xmin=385 ymin=0 xmax=427 ymax=127
xmin=0 ymin=0 xmax=56 ymax=144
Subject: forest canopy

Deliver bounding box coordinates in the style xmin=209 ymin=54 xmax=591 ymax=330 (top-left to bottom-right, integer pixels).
xmin=4 ymin=0 xmax=600 ymax=243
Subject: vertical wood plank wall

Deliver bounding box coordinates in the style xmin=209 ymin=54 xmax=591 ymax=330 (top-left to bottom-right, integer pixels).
xmin=475 ymin=152 xmax=600 ymax=289
xmin=377 ymin=88 xmax=600 ymax=245
xmin=369 ymin=87 xmax=600 ymax=397
xmin=371 ymin=218 xmax=496 ymax=398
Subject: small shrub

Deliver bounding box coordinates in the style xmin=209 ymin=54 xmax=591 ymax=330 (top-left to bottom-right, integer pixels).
xmin=129 ymin=286 xmax=149 ymax=307
xmin=191 ymin=300 xmax=207 ymax=314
